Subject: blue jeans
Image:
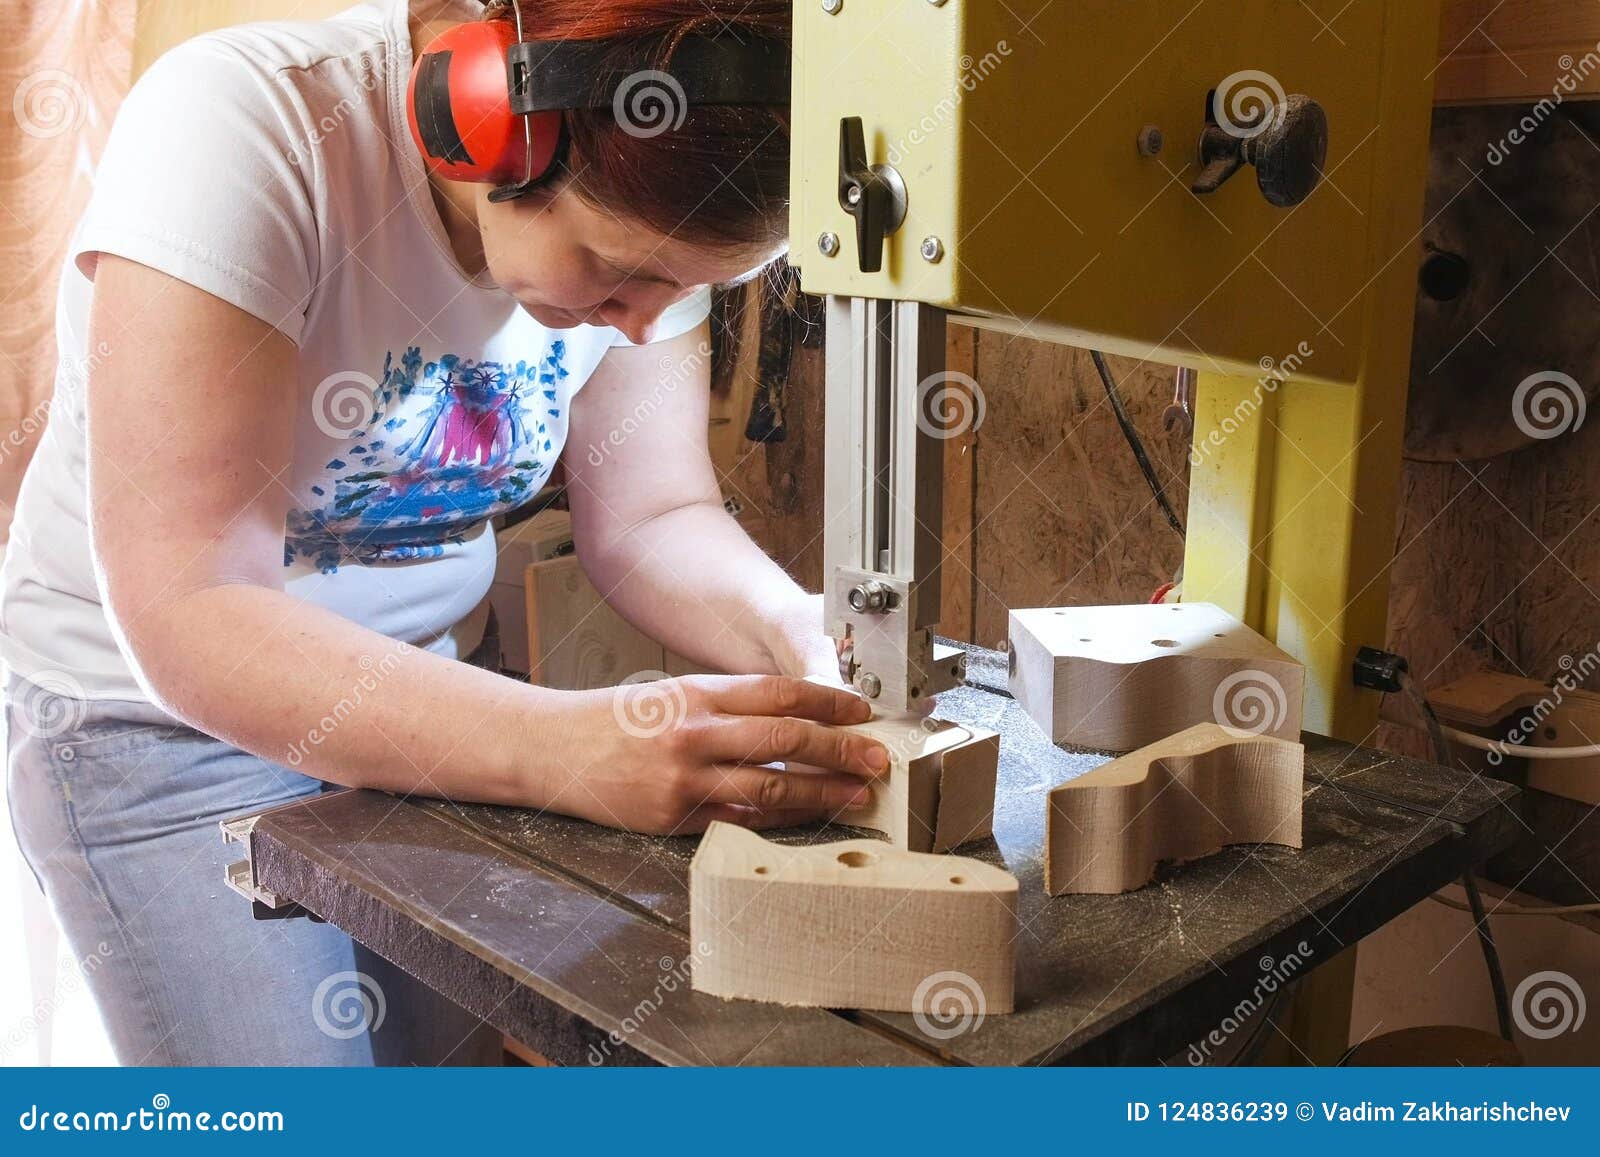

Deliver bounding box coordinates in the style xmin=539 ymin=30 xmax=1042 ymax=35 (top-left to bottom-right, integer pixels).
xmin=5 ymin=674 xmax=502 ymax=1066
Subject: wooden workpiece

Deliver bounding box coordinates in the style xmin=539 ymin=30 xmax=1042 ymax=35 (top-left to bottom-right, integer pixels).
xmin=1009 ymin=603 xmax=1305 ymax=751
xmin=825 ymin=713 xmax=999 ymax=853
xmin=690 ymin=821 xmax=1017 ymax=1014
xmin=1046 ymin=722 xmax=1305 ymax=896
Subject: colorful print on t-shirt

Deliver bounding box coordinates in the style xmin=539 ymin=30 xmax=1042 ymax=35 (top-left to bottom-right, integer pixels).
xmin=285 ymin=342 xmax=570 ymax=572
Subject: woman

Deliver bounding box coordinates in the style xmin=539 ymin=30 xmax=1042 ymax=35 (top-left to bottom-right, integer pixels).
xmin=1 ymin=0 xmax=889 ymax=1065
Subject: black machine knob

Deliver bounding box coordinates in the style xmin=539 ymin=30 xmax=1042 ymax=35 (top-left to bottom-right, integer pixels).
xmin=837 ymin=117 xmax=907 ymax=273
xmin=1192 ymin=92 xmax=1329 ymax=209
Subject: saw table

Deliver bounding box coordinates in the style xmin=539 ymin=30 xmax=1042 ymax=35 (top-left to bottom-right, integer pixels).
xmin=232 ymin=644 xmax=1518 ymax=1066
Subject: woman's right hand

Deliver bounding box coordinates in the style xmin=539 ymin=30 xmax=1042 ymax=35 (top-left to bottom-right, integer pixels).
xmin=543 ymin=674 xmax=891 ymax=835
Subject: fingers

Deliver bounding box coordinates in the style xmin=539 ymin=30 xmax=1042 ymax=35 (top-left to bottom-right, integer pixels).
xmin=702 ymin=674 xmax=872 ymax=727
xmin=694 ymin=764 xmax=877 ymax=815
xmin=699 ymin=714 xmax=889 ymax=778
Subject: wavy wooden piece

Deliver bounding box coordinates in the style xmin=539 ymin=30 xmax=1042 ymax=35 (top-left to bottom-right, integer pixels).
xmin=1045 ymin=722 xmax=1304 ymax=895
xmin=823 ymin=713 xmax=999 ymax=853
xmin=690 ymin=821 xmax=1017 ymax=1012
xmin=1010 ymin=603 xmax=1304 ymax=751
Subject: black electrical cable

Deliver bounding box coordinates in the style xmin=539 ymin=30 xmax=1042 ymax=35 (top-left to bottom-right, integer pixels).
xmin=1090 ymin=350 xmax=1185 ymax=539
xmin=1397 ymin=667 xmax=1515 ymax=1043
xmin=1462 ymin=873 xmax=1516 ymax=1042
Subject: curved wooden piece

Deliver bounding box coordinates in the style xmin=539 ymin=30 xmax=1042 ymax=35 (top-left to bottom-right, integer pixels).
xmin=1045 ymin=723 xmax=1304 ymax=896
xmin=824 ymin=713 xmax=999 ymax=853
xmin=1010 ymin=603 xmax=1304 ymax=751
xmin=691 ymin=822 xmax=1017 ymax=1013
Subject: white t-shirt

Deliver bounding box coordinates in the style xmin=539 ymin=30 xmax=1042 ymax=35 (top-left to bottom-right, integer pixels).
xmin=0 ymin=0 xmax=710 ymax=702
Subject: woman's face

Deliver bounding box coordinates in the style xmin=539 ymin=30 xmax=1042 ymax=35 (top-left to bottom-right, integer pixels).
xmin=476 ymin=183 xmax=779 ymax=344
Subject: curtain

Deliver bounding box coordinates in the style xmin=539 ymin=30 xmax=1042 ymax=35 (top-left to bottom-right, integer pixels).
xmin=0 ymin=0 xmax=136 ymax=546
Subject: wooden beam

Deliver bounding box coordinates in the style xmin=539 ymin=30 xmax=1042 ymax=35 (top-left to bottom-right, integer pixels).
xmin=1436 ymin=0 xmax=1600 ymax=105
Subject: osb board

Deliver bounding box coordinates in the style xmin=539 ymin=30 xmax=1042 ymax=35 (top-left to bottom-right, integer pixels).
xmin=968 ymin=334 xmax=1190 ymax=650
xmin=1382 ymin=102 xmax=1600 ymax=765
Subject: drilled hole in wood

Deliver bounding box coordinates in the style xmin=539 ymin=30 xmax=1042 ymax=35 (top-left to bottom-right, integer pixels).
xmin=753 ymin=866 xmax=768 ymax=875
xmin=1079 ymin=638 xmax=1092 ymax=643
xmin=949 ymin=876 xmax=965 ymax=885
xmin=836 ymin=850 xmax=878 ymax=868
xmin=1151 ymin=639 xmax=1178 ymax=648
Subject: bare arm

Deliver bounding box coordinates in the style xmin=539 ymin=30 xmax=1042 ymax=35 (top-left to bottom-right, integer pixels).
xmin=565 ymin=324 xmax=841 ymax=684
xmin=86 ymin=257 xmax=886 ymax=832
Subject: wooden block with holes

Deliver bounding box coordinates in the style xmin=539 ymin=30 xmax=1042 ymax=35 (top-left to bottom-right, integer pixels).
xmin=1045 ymin=722 xmax=1304 ymax=895
xmin=690 ymin=821 xmax=1017 ymax=1012
xmin=1009 ymin=603 xmax=1304 ymax=752
xmin=819 ymin=713 xmax=999 ymax=853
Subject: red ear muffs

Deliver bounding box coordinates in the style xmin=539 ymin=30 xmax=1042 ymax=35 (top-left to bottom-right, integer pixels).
xmin=406 ymin=20 xmax=563 ymax=189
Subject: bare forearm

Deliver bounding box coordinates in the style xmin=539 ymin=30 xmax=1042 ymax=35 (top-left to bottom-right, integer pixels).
xmin=120 ymin=584 xmax=565 ymax=804
xmin=579 ymin=502 xmax=831 ymax=679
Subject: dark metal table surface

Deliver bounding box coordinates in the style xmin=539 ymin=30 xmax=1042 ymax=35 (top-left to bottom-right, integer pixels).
xmin=245 ymin=648 xmax=1521 ymax=1066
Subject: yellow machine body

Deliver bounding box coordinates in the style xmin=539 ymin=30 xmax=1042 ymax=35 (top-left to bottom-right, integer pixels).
xmin=790 ymin=0 xmax=1409 ymax=383
xmin=790 ymin=0 xmax=1441 ymax=747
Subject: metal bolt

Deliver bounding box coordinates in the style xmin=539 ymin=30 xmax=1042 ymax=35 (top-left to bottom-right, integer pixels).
xmin=822 ymin=0 xmax=842 ymax=13
xmin=817 ymin=231 xmax=840 ymax=257
xmin=1137 ymin=124 xmax=1165 ymax=157
xmin=926 ymin=0 xmax=948 ymax=6
xmin=920 ymin=236 xmax=944 ymax=263
xmin=848 ymin=580 xmax=891 ymax=613
xmin=859 ymin=673 xmax=882 ymax=699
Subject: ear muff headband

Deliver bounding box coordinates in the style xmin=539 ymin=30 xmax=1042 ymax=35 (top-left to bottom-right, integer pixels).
xmin=406 ymin=4 xmax=791 ymax=203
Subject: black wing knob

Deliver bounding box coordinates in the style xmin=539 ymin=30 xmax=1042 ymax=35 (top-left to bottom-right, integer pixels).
xmin=837 ymin=116 xmax=907 ymax=273
xmin=1193 ymin=93 xmax=1329 ymax=209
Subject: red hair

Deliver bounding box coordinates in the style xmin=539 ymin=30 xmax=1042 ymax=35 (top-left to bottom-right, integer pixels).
xmin=487 ymin=0 xmax=791 ymax=254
